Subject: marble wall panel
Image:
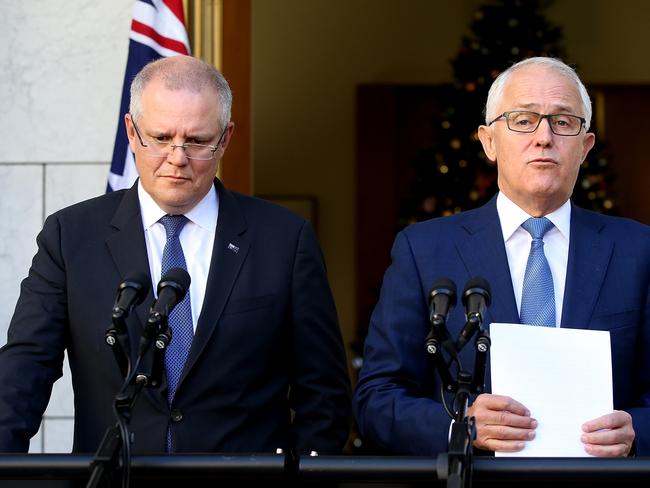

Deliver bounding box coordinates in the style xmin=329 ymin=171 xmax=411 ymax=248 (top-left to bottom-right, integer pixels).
xmin=0 ymin=164 xmax=43 ymax=344
xmin=0 ymin=0 xmax=133 ymax=164
xmin=45 ymin=163 xmax=111 ymax=216
xmin=40 ymin=418 xmax=75 ymax=454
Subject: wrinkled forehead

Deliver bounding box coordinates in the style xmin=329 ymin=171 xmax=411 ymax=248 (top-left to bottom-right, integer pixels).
xmin=138 ymin=81 xmax=222 ymax=132
xmin=140 ymin=78 xmax=221 ymax=114
xmin=143 ymin=75 xmax=219 ymax=99
xmin=500 ymin=66 xmax=583 ymax=114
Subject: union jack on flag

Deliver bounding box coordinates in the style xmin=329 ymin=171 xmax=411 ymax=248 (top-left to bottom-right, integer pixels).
xmin=107 ymin=0 xmax=190 ymax=192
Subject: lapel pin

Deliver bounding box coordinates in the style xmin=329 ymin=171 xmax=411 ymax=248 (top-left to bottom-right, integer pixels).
xmin=227 ymin=243 xmax=240 ymax=254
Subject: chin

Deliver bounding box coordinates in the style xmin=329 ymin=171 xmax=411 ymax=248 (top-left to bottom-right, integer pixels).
xmin=527 ymin=176 xmax=563 ymax=193
xmin=158 ymin=196 xmax=194 ymax=213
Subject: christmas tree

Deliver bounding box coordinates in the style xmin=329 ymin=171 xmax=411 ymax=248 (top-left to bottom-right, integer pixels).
xmin=400 ymin=0 xmax=617 ymax=225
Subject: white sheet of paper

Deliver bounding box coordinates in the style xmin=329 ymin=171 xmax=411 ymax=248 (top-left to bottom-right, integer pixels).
xmin=489 ymin=322 xmax=612 ymax=457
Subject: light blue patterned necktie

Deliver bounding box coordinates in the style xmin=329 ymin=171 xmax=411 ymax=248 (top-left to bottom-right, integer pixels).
xmin=519 ymin=217 xmax=556 ymax=327
xmin=159 ymin=214 xmax=194 ymax=451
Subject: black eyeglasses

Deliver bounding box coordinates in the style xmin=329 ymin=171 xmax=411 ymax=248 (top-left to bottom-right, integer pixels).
xmin=131 ymin=117 xmax=227 ymax=160
xmin=488 ymin=111 xmax=586 ymax=136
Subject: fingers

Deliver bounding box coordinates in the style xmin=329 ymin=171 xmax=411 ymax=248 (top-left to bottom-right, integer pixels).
xmin=581 ymin=411 xmax=635 ymax=457
xmin=470 ymin=393 xmax=530 ymax=417
xmin=582 ymin=410 xmax=631 ymax=432
xmin=478 ymin=423 xmax=537 ymax=452
xmin=468 ymin=394 xmax=536 ymax=452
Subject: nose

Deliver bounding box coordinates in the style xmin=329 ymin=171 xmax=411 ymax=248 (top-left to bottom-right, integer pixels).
xmin=533 ymin=117 xmax=553 ymax=146
xmin=167 ymin=144 xmax=189 ymax=165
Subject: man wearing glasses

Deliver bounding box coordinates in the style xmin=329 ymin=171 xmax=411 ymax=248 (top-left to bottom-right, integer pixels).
xmin=354 ymin=57 xmax=650 ymax=457
xmin=0 ymin=55 xmax=351 ymax=455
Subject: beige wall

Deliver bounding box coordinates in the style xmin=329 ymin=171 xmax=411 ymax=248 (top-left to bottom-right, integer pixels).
xmin=251 ymin=0 xmax=650 ymax=361
xmin=547 ymin=0 xmax=650 ymax=83
xmin=252 ymin=1 xmax=467 ymax=358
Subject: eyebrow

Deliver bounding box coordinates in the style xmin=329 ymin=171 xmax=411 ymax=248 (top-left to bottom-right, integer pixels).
xmin=146 ymin=128 xmax=213 ymax=140
xmin=516 ymin=102 xmax=577 ymax=113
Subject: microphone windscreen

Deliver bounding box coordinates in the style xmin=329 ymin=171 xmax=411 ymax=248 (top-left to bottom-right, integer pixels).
xmin=160 ymin=267 xmax=191 ymax=294
xmin=122 ymin=271 xmax=149 ymax=288
xmin=120 ymin=271 xmax=150 ymax=292
xmin=462 ymin=277 xmax=491 ymax=306
xmin=428 ymin=277 xmax=457 ymax=304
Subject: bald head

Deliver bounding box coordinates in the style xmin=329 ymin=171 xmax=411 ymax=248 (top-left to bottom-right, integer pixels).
xmin=129 ymin=55 xmax=232 ymax=130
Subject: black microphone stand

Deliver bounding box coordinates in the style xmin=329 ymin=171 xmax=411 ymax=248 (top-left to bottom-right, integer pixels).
xmin=105 ymin=313 xmax=130 ymax=380
xmin=427 ymin=319 xmax=491 ymax=488
xmin=88 ymin=309 xmax=172 ymax=488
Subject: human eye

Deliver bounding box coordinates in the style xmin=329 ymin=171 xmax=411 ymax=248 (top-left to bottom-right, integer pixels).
xmin=185 ymin=139 xmax=208 ymax=146
xmin=551 ymin=115 xmax=573 ymax=127
xmin=151 ymin=135 xmax=172 ymax=145
xmin=553 ymin=114 xmax=580 ymax=130
xmin=510 ymin=111 xmax=537 ymax=127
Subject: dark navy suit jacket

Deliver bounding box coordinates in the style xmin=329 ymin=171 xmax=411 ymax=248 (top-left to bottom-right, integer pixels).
xmin=354 ymin=195 xmax=650 ymax=455
xmin=0 ymin=179 xmax=351 ymax=454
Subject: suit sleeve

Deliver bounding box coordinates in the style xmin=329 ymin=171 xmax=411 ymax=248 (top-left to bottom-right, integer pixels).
xmin=288 ymin=220 xmax=352 ymax=454
xmin=353 ymin=230 xmax=451 ymax=455
xmin=0 ymin=215 xmax=68 ymax=452
xmin=627 ymin=264 xmax=650 ymax=455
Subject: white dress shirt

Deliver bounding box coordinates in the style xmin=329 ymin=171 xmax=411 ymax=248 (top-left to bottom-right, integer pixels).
xmin=138 ymin=181 xmax=218 ymax=332
xmin=496 ymin=192 xmax=571 ymax=327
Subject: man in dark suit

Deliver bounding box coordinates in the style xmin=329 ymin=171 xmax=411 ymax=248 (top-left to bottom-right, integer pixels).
xmin=0 ymin=55 xmax=351 ymax=454
xmin=354 ymin=57 xmax=650 ymax=457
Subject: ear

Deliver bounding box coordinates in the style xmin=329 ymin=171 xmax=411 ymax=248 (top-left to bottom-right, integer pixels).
xmin=124 ymin=113 xmax=137 ymax=153
xmin=580 ymin=132 xmax=596 ymax=163
xmin=218 ymin=121 xmax=236 ymax=151
xmin=477 ymin=125 xmax=497 ymax=162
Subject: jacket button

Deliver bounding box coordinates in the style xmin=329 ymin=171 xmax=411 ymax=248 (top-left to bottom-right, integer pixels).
xmin=171 ymin=409 xmax=183 ymax=422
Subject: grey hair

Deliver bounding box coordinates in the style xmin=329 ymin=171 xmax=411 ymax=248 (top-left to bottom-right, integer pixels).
xmin=129 ymin=55 xmax=232 ymax=130
xmin=484 ymin=57 xmax=592 ymax=131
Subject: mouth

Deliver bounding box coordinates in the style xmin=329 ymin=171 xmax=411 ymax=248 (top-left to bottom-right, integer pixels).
xmin=528 ymin=158 xmax=558 ymax=165
xmin=160 ymin=174 xmax=191 ymax=181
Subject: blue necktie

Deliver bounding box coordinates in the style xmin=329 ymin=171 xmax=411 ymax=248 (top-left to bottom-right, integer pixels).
xmin=519 ymin=217 xmax=556 ymax=327
xmin=159 ymin=214 xmax=194 ymax=451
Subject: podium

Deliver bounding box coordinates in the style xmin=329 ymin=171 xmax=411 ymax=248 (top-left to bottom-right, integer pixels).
xmin=0 ymin=454 xmax=649 ymax=487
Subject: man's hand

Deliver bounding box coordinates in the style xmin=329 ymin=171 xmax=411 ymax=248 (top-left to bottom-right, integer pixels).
xmin=581 ymin=410 xmax=635 ymax=457
xmin=467 ymin=393 xmax=536 ymax=452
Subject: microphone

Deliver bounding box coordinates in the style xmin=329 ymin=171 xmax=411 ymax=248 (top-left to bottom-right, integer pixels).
xmin=106 ymin=272 xmax=149 ymax=378
xmin=111 ymin=271 xmax=150 ymax=323
xmin=424 ymin=278 xmax=457 ymax=355
xmin=134 ymin=268 xmax=190 ymax=387
xmin=455 ymin=277 xmax=491 ymax=352
xmin=148 ymin=267 xmax=191 ymax=325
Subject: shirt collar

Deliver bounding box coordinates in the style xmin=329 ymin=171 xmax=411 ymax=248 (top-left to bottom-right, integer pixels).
xmin=496 ymin=191 xmax=571 ymax=242
xmin=138 ymin=180 xmax=219 ymax=233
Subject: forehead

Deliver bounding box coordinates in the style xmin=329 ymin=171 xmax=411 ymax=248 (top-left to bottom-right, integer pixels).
xmin=500 ymin=65 xmax=582 ymax=113
xmin=141 ymin=77 xmax=219 ymax=107
xmin=139 ymin=78 xmax=221 ymax=130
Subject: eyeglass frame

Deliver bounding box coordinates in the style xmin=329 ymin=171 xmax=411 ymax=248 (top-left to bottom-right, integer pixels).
xmin=487 ymin=110 xmax=587 ymax=136
xmin=130 ymin=115 xmax=228 ymax=160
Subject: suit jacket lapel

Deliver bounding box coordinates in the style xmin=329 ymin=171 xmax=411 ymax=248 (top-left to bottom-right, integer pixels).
xmin=181 ymin=179 xmax=249 ymax=380
xmin=561 ymin=204 xmax=613 ymax=329
xmin=105 ymin=182 xmax=155 ymax=347
xmin=455 ymin=197 xmax=520 ymax=326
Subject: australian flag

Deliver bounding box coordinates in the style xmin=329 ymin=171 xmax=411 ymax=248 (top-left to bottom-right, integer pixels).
xmin=107 ymin=0 xmax=190 ymax=192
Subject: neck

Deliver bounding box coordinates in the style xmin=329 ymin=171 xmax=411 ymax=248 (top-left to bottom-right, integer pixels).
xmin=502 ymin=191 xmax=568 ymax=218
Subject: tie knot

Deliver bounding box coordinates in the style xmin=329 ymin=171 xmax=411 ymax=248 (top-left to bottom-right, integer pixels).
xmin=521 ymin=217 xmax=554 ymax=240
xmin=160 ymin=214 xmax=189 ymax=239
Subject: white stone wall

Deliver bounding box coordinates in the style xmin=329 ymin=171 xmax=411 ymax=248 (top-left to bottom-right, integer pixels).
xmin=0 ymin=0 xmax=133 ymax=452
